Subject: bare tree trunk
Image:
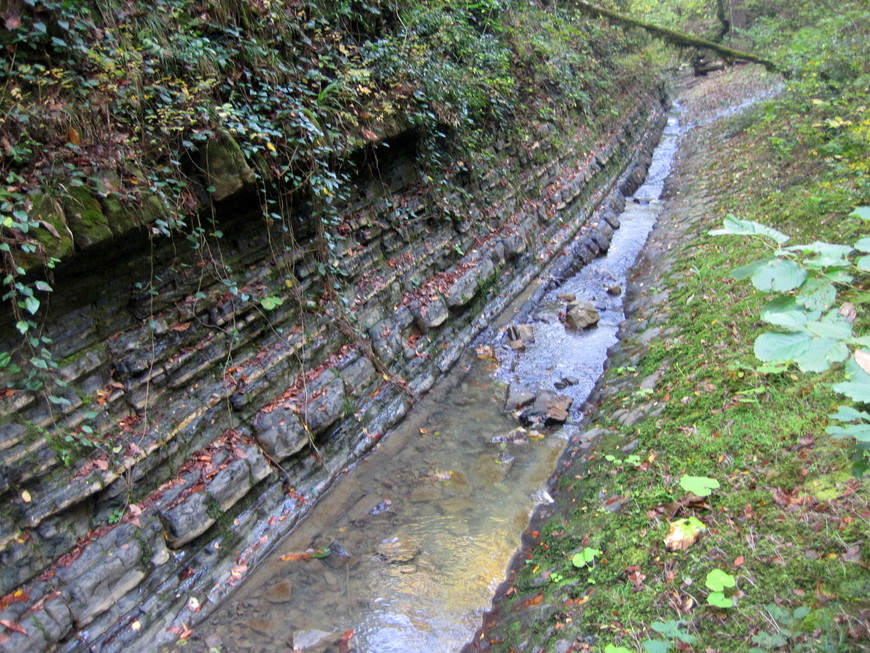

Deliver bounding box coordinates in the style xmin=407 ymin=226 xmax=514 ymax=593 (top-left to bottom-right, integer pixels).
xmin=565 ymin=0 xmax=781 ymax=73
xmin=714 ymin=0 xmax=731 ymax=42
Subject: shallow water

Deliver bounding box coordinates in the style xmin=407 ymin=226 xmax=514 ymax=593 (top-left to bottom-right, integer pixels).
xmin=189 ymin=107 xmax=684 ymax=653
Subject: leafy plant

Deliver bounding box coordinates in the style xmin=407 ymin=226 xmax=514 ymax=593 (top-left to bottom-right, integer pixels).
xmin=572 ymin=546 xmax=602 ymax=568
xmin=642 ymin=620 xmax=697 ymax=653
xmin=705 ymin=568 xmax=736 ymax=608
xmin=713 ymin=210 xmax=870 ymax=469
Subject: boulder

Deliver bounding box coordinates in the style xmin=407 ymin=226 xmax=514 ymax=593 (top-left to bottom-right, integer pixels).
xmin=254 ymin=408 xmax=309 ymax=461
xmin=412 ymin=297 xmax=450 ymax=333
xmin=199 ymin=135 xmax=256 ymax=201
xmin=62 ymin=187 xmax=112 ymax=249
xmin=564 ymin=302 xmax=600 ymax=329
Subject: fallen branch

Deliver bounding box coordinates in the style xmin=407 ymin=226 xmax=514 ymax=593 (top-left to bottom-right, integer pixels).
xmin=566 ymin=0 xmax=782 ymax=74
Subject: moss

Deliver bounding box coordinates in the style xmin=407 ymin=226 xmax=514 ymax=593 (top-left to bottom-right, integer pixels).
xmin=62 ymin=187 xmax=112 ymax=249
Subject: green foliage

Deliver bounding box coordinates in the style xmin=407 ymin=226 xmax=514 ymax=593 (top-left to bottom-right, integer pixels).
xmin=572 ymin=546 xmax=602 ymax=567
xmin=678 ymin=474 xmax=719 ymax=496
xmin=705 ymin=569 xmax=736 ymax=608
xmin=713 ymin=211 xmax=870 ymax=459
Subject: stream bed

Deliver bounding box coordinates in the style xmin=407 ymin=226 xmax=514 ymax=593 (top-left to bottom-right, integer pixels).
xmin=186 ymin=107 xmax=684 ymax=653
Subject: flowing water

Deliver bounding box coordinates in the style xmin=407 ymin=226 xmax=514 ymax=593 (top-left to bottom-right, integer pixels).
xmin=189 ymin=108 xmax=683 ymax=653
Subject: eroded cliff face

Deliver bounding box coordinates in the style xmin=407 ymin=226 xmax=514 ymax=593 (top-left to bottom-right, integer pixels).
xmin=0 ymin=88 xmax=667 ymax=650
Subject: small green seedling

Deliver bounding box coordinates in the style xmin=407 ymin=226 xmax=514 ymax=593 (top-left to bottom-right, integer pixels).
xmin=572 ymin=546 xmax=602 ymax=568
xmin=705 ymin=568 xmax=736 ymax=608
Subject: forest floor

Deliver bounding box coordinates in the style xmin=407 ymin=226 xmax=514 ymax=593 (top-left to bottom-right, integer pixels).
xmin=467 ymin=65 xmax=870 ymax=653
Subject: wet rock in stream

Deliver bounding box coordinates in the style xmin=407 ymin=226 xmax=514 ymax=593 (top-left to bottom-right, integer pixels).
xmin=519 ymin=391 xmax=573 ymax=426
xmin=563 ymin=301 xmax=600 ymax=330
xmin=505 ymin=384 xmax=536 ymax=410
xmin=376 ymin=536 xmax=422 ymax=563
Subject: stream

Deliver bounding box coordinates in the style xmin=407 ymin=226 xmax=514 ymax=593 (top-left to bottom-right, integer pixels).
xmin=186 ymin=106 xmax=684 ymax=653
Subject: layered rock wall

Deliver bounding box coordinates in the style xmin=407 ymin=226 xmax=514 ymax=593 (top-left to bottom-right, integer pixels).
xmin=0 ymin=91 xmax=666 ymax=651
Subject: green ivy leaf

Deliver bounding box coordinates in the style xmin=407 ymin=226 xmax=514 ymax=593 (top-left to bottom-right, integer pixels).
xmin=260 ymin=296 xmax=284 ymax=310
xmin=750 ymin=259 xmax=807 ymax=292
xmin=34 ymin=280 xmax=52 ymax=292
xmin=15 ymin=320 xmax=30 ymax=334
xmin=24 ymin=295 xmax=40 ymax=315
xmin=678 ymin=475 xmax=719 ymax=496
xmin=754 ymin=331 xmax=812 ymax=362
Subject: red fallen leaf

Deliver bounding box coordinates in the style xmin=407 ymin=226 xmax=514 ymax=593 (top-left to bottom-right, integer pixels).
xmin=0 ymin=620 xmax=27 ymax=636
xmin=0 ymin=589 xmax=29 ymax=612
xmin=93 ymin=458 xmax=109 ymax=471
xmin=339 ymin=629 xmax=355 ymax=653
xmin=523 ymin=594 xmax=544 ymax=607
xmin=167 ymin=622 xmax=193 ymax=639
xmin=734 ymin=555 xmax=745 ymax=567
xmin=4 ymin=15 xmax=22 ymax=30
xmin=171 ymin=322 xmax=191 ymax=332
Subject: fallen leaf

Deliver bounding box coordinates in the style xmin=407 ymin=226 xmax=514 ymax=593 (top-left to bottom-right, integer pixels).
xmin=20 ymin=490 xmax=31 ymax=503
xmin=855 ymin=349 xmax=870 ymax=375
xmin=0 ymin=620 xmax=27 ymax=636
xmin=664 ymin=517 xmax=707 ymax=551
xmin=733 ymin=555 xmax=745 ymax=567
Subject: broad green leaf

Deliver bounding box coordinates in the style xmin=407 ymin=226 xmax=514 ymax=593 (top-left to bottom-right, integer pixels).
xmin=710 ymin=216 xmax=789 ymax=244
xmin=853 ymin=237 xmax=870 ymax=253
xmin=845 ymin=356 xmax=870 ymax=381
xmin=751 ymin=259 xmax=807 ymax=292
xmin=651 ymin=621 xmax=697 ymax=644
xmin=833 ymin=381 xmax=870 ymax=403
xmin=825 ymin=269 xmax=854 ymax=284
xmin=850 ymin=206 xmax=870 ymax=221
xmin=678 ymin=475 xmax=719 ymax=496
xmin=760 ymin=296 xmax=817 ymax=329
xmin=34 ymin=280 xmax=52 ymax=292
xmin=754 ymin=331 xmax=812 ymax=362
xmin=784 ymin=241 xmax=853 ymax=268
xmin=642 ymin=640 xmax=670 ymax=653
xmin=707 ymin=592 xmax=734 ymax=608
xmin=605 ymin=646 xmax=632 ymax=653
xmin=830 ymin=406 xmax=870 ymax=422
xmin=794 ymin=337 xmax=848 ymax=373
xmin=826 ymin=424 xmax=870 ymax=443
xmin=730 ymin=258 xmax=773 ymax=280
xmin=855 ymin=255 xmax=870 ymax=272
xmin=796 ymin=278 xmax=836 ymax=311
xmin=705 ymin=568 xmax=736 ymax=591
xmin=15 ymin=320 xmax=29 ymax=334
xmin=805 ymin=315 xmax=852 ymax=340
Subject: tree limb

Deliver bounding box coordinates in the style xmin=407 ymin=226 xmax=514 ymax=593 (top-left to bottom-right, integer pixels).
xmin=565 ymin=0 xmax=782 ymax=74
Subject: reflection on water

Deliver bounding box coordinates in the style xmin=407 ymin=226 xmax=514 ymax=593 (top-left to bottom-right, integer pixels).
xmin=191 ymin=360 xmax=565 ymax=652
xmin=188 ymin=107 xmax=683 ymax=653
